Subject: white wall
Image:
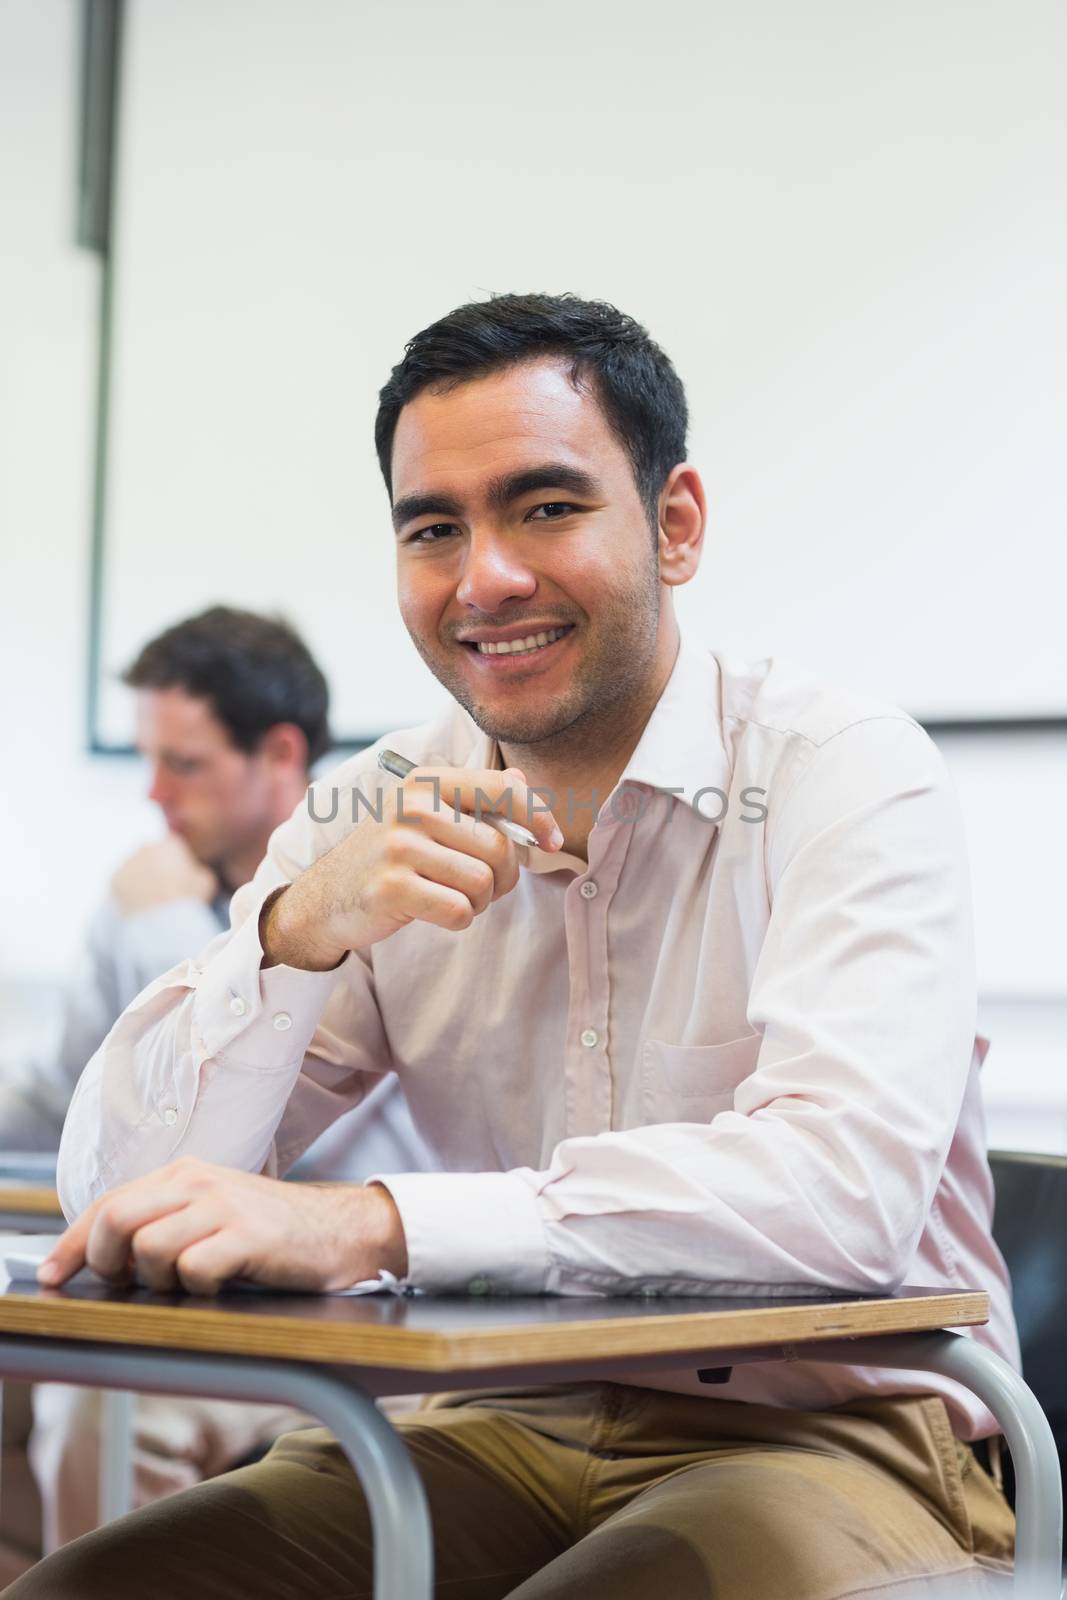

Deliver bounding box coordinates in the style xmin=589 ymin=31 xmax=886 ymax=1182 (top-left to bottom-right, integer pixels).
xmin=0 ymin=0 xmax=158 ymax=990
xmin=94 ymin=0 xmax=1067 ymax=744
xmin=0 ymin=2 xmax=1063 ymax=1143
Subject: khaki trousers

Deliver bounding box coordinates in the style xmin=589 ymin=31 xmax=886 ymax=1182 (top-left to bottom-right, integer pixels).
xmin=28 ymin=1384 xmax=306 ymax=1551
xmin=4 ymin=1383 xmax=1016 ymax=1600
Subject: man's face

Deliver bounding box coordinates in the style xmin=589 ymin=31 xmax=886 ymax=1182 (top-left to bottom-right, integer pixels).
xmin=135 ymin=687 xmax=272 ymax=869
xmin=390 ymin=358 xmax=667 ymax=748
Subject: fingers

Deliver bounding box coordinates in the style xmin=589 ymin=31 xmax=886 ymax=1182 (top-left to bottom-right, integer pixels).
xmin=38 ymin=1185 xmax=190 ymax=1288
xmin=37 ymin=1208 xmax=94 ymax=1285
xmin=399 ymin=767 xmax=563 ymax=853
xmin=36 ymin=1169 xmax=377 ymax=1299
xmin=276 ymin=763 xmax=560 ymax=961
xmin=382 ymin=857 xmax=495 ymax=933
xmin=383 ymin=778 xmax=525 ymax=921
xmin=416 ymin=803 xmax=520 ymax=891
xmin=85 ymin=1185 xmax=195 ymax=1283
xmin=384 ymin=828 xmax=514 ymax=915
xmin=172 ymin=1231 xmax=250 ymax=1297
xmin=127 ymin=1204 xmax=223 ymax=1292
xmin=38 ymin=1159 xmax=216 ymax=1288
xmin=36 ymin=1163 xmax=340 ymax=1299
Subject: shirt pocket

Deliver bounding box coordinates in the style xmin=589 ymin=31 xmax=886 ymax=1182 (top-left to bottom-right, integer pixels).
xmin=640 ymin=1030 xmax=763 ymax=1123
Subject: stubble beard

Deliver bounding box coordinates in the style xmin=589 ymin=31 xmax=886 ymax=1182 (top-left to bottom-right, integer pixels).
xmin=408 ymin=556 xmax=663 ymax=754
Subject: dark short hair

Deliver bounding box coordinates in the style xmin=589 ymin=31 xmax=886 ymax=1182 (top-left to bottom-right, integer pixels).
xmin=123 ymin=606 xmax=331 ymax=766
xmin=375 ymin=292 xmax=689 ymax=530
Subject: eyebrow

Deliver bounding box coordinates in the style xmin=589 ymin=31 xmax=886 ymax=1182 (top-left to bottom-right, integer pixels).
xmin=391 ymin=463 xmax=604 ymax=533
xmin=157 ymin=748 xmax=206 ymax=763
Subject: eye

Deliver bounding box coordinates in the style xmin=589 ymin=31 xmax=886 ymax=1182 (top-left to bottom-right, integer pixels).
xmin=406 ymin=523 xmax=457 ymax=545
xmin=527 ymin=502 xmax=578 ymax=521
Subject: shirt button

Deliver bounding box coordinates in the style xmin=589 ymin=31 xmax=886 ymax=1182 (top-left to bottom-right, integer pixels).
xmin=272 ymin=1012 xmax=293 ymax=1031
xmin=580 ymin=1028 xmax=599 ymax=1048
xmin=579 ymin=880 xmax=598 ymax=899
xmin=229 ymin=995 xmax=247 ymax=1017
xmin=162 ymin=1108 xmax=178 ymax=1126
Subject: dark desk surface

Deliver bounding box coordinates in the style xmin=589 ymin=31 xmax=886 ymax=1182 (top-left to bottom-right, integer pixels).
xmin=0 ymin=1283 xmax=989 ymax=1373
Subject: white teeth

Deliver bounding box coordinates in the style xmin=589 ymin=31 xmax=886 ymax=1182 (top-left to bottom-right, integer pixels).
xmin=475 ymin=626 xmax=569 ymax=655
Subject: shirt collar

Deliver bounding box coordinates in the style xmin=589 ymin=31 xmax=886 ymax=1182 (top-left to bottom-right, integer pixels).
xmin=615 ymin=631 xmax=731 ymax=812
xmin=461 ymin=720 xmax=500 ymax=773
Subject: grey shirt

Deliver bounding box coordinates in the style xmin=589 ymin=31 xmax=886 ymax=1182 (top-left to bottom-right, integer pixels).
xmin=0 ymin=897 xmax=226 ymax=1150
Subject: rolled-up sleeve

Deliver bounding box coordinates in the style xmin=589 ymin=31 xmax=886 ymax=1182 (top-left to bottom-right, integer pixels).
xmin=57 ymin=778 xmax=393 ymax=1221
xmin=376 ymin=718 xmax=979 ymax=1297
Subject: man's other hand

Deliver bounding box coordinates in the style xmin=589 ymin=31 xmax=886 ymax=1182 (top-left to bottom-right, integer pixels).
xmin=110 ymin=835 xmax=218 ymax=917
xmin=37 ymin=1159 xmax=408 ymax=1295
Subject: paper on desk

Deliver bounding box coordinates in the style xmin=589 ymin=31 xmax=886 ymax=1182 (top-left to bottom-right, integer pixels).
xmin=0 ymin=1234 xmax=96 ymax=1290
xmin=205 ymin=1270 xmax=416 ymax=1297
xmin=0 ymin=1234 xmax=414 ymax=1296
xmin=226 ymin=1270 xmax=417 ymax=1298
xmin=333 ymin=1270 xmax=418 ymax=1297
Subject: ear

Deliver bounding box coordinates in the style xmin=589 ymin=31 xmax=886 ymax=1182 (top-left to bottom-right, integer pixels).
xmin=258 ymin=722 xmax=309 ymax=774
xmin=656 ymin=464 xmax=706 ymax=589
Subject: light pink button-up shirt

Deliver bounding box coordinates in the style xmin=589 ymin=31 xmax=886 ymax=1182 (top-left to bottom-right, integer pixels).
xmin=59 ymin=635 xmax=1018 ymax=1437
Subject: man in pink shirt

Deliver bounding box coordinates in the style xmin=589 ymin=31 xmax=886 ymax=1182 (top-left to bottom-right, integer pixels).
xmin=13 ymin=293 xmax=1018 ymax=1599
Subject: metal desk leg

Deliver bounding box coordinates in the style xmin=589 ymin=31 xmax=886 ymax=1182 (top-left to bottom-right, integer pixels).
xmin=99 ymin=1389 xmax=134 ymax=1525
xmin=0 ymin=1337 xmax=432 ymax=1600
xmin=807 ymin=1331 xmax=1063 ymax=1599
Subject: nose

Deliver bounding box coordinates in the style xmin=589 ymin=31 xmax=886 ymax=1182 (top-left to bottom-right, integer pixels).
xmin=147 ymin=763 xmax=171 ymax=807
xmin=455 ymin=528 xmax=536 ymax=613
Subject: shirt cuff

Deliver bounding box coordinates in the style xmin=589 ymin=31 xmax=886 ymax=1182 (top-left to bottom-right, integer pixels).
xmin=193 ymin=887 xmax=350 ymax=1069
xmin=371 ymin=1170 xmax=551 ymax=1294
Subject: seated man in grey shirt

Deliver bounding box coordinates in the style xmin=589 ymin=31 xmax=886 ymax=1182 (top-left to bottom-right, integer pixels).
xmin=0 ymin=605 xmax=430 ymax=1554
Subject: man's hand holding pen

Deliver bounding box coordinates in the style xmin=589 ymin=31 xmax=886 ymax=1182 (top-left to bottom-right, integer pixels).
xmin=260 ymin=765 xmax=563 ymax=973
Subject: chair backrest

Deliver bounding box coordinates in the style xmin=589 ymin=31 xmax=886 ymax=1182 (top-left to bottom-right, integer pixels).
xmin=988 ymin=1149 xmax=1067 ymax=1423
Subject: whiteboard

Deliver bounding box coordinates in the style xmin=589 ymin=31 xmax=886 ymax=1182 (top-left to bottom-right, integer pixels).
xmin=94 ymin=0 xmax=1067 ymax=745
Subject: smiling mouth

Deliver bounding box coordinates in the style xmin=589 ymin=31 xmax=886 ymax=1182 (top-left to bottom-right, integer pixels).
xmin=461 ymin=625 xmax=574 ymax=659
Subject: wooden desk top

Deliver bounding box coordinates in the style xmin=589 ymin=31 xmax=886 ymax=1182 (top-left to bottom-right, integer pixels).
xmin=0 ymin=1186 xmax=63 ymax=1217
xmin=0 ymin=1283 xmax=989 ymax=1374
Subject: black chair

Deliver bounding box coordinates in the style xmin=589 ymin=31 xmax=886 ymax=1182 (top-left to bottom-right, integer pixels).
xmin=989 ymin=1149 xmax=1067 ymax=1553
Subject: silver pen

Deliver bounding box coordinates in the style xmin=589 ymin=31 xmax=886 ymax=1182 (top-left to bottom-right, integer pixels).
xmin=377 ymin=749 xmax=540 ymax=849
